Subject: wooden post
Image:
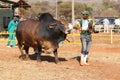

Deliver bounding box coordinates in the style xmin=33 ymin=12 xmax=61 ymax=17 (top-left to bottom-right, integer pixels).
xmin=72 ymin=0 xmax=75 ymax=26
xmin=110 ymin=29 xmax=113 ymax=44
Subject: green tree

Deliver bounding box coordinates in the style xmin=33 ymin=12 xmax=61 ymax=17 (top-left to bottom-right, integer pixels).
xmin=58 ymin=2 xmax=85 ymax=21
xmin=84 ymin=4 xmax=93 ymax=15
xmin=74 ymin=2 xmax=85 ymax=19
xmin=27 ymin=1 xmax=55 ymax=18
xmin=58 ymin=2 xmax=72 ymax=18
xmin=24 ymin=0 xmax=28 ymax=2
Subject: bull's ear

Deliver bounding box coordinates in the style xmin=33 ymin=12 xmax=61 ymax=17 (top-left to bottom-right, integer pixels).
xmin=49 ymin=23 xmax=57 ymax=28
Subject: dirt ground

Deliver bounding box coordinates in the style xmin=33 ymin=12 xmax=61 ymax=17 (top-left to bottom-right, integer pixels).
xmin=0 ymin=33 xmax=120 ymax=80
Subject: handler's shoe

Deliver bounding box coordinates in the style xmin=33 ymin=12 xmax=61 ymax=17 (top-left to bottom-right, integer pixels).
xmin=80 ymin=61 xmax=85 ymax=66
xmin=84 ymin=63 xmax=89 ymax=66
xmin=7 ymin=46 xmax=11 ymax=48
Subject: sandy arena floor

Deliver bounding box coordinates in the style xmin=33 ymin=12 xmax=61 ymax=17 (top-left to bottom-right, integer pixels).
xmin=0 ymin=33 xmax=120 ymax=80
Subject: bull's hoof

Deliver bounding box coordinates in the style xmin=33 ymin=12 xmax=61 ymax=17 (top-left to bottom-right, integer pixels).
xmin=19 ymin=54 xmax=27 ymax=60
xmin=55 ymin=60 xmax=60 ymax=64
xmin=25 ymin=57 xmax=30 ymax=60
xmin=37 ymin=59 xmax=41 ymax=62
xmin=37 ymin=57 xmax=41 ymax=62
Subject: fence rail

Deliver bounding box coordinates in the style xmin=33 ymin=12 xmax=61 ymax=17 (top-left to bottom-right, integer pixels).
xmin=0 ymin=29 xmax=120 ymax=44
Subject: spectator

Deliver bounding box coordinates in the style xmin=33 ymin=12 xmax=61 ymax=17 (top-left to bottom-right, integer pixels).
xmin=103 ymin=18 xmax=110 ymax=33
xmin=7 ymin=17 xmax=18 ymax=47
xmin=114 ymin=17 xmax=120 ymax=33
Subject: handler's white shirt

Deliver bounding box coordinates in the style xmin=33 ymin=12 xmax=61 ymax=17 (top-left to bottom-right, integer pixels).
xmin=81 ymin=20 xmax=89 ymax=30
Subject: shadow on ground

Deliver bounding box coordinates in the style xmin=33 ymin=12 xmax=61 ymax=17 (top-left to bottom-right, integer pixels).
xmin=71 ymin=56 xmax=81 ymax=64
xmin=29 ymin=54 xmax=67 ymax=63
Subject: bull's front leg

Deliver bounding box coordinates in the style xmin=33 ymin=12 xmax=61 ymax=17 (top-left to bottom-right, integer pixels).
xmin=37 ymin=52 xmax=42 ymax=62
xmin=36 ymin=46 xmax=42 ymax=62
xmin=53 ymin=49 xmax=60 ymax=64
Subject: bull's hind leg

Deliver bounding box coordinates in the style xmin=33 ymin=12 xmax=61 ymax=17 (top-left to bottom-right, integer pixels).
xmin=53 ymin=49 xmax=60 ymax=64
xmin=18 ymin=44 xmax=26 ymax=60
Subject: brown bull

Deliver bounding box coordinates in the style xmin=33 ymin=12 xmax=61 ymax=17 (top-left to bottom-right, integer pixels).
xmin=16 ymin=13 xmax=68 ymax=63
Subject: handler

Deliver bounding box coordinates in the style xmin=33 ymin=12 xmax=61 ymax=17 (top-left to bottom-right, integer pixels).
xmin=74 ymin=11 xmax=94 ymax=66
xmin=7 ymin=17 xmax=18 ymax=47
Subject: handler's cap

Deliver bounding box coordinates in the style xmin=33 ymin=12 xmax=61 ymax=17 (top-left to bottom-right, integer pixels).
xmin=82 ymin=11 xmax=89 ymax=15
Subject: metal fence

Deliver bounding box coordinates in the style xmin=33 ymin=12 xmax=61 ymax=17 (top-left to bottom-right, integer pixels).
xmin=0 ymin=29 xmax=120 ymax=44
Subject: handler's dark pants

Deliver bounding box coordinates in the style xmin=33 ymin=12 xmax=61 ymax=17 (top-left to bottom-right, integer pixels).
xmin=80 ymin=34 xmax=92 ymax=55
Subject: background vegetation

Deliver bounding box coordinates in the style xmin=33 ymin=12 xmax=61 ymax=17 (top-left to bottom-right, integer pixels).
xmin=24 ymin=0 xmax=120 ymax=22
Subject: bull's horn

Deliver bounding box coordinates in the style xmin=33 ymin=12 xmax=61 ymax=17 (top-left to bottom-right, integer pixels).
xmin=49 ymin=23 xmax=57 ymax=28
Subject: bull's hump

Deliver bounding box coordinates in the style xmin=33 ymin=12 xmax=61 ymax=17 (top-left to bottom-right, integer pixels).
xmin=39 ymin=13 xmax=54 ymax=21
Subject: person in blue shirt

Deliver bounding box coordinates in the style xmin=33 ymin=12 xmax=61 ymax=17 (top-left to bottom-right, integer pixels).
xmin=7 ymin=17 xmax=18 ymax=47
xmin=103 ymin=18 xmax=110 ymax=33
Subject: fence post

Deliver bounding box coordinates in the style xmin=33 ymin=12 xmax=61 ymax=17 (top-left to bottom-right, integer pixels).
xmin=110 ymin=29 xmax=113 ymax=44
